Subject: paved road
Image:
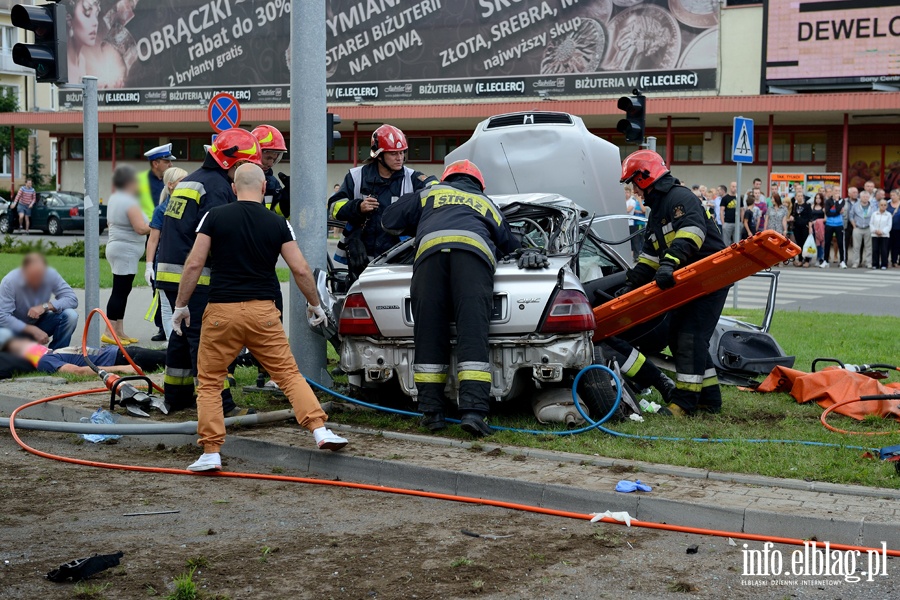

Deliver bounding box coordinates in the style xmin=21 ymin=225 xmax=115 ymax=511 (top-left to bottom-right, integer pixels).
xmin=727 ymin=266 xmax=900 ymax=316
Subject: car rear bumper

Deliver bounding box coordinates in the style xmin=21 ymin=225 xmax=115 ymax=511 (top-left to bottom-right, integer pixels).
xmin=341 ymin=331 xmax=594 ymax=402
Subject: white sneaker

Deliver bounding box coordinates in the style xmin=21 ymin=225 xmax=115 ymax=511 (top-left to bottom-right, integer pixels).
xmin=840 ymin=261 xmax=847 ymax=269
xmin=313 ymin=427 xmax=348 ymax=451
xmin=263 ymin=379 xmax=280 ymax=390
xmin=882 ymin=267 xmax=887 ymax=270
xmin=819 ymin=262 xmax=829 ymax=268
xmin=187 ymin=452 xmax=222 ymax=472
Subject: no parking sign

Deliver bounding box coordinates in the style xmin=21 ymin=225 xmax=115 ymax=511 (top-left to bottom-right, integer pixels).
xmin=207 ymin=93 xmax=242 ymax=133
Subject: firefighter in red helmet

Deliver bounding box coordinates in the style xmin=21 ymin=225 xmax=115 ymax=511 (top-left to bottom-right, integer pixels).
xmin=382 ymin=160 xmax=545 ymax=436
xmin=251 ymin=125 xmax=289 ymax=216
xmin=618 ymin=149 xmax=727 ymax=417
xmin=158 ymin=128 xmax=262 ymax=415
xmin=328 ymin=124 xmax=435 ymax=279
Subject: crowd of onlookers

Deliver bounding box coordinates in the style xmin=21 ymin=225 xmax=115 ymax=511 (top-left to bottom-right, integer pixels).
xmin=626 ymin=177 xmax=900 ymax=270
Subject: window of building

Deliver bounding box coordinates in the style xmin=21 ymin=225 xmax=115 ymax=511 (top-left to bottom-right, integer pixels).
xmin=0 ymin=151 xmax=23 ymax=177
xmin=0 ymin=25 xmax=16 ymax=55
xmin=170 ymin=138 xmax=189 ymax=160
xmin=189 ymin=138 xmax=207 ymax=161
xmin=99 ymin=138 xmax=112 ymax=160
xmin=0 ymin=83 xmax=19 ymax=104
xmin=792 ymin=133 xmax=826 ymax=163
xmin=673 ymin=134 xmax=703 ymax=163
xmin=117 ymin=138 xmax=143 ymax=160
xmin=329 ymin=137 xmax=351 ymax=162
xmin=68 ymin=138 xmax=84 ymax=159
xmin=406 ymin=137 xmax=431 ymax=162
xmin=433 ymin=136 xmax=463 ymax=162
xmin=50 ymin=140 xmax=58 ymax=176
xmin=757 ymin=133 xmax=790 ymax=162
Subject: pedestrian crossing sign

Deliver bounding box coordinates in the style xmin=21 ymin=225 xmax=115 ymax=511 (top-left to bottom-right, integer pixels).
xmin=732 ymin=117 xmax=754 ymax=163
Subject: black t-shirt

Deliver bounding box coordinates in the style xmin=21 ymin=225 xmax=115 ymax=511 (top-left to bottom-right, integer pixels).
xmin=197 ymin=201 xmax=295 ymax=303
xmin=721 ymin=194 xmax=737 ymax=222
xmin=742 ymin=208 xmax=757 ymax=238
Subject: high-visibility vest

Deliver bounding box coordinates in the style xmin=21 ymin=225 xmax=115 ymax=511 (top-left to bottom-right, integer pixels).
xmin=137 ymin=170 xmax=155 ymax=220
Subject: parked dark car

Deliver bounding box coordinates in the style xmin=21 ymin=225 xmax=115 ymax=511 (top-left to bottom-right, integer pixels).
xmin=0 ymin=191 xmax=107 ymax=235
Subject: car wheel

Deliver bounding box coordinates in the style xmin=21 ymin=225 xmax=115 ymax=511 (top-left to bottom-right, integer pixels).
xmin=576 ymin=364 xmax=624 ymax=423
xmin=47 ymin=216 xmax=62 ymax=236
xmin=0 ymin=214 xmax=8 ymax=234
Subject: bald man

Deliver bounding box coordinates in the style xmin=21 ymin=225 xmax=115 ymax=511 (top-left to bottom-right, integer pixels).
xmin=173 ymin=164 xmax=347 ymax=472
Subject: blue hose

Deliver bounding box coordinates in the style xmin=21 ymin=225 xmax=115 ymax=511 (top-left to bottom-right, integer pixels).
xmin=308 ymin=366 xmax=875 ymax=451
xmin=308 ymin=364 xmax=622 ymax=436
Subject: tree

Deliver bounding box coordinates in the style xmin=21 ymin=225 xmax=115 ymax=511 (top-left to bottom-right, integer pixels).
xmin=27 ymin=148 xmax=46 ymax=188
xmin=0 ymin=88 xmax=32 ymax=180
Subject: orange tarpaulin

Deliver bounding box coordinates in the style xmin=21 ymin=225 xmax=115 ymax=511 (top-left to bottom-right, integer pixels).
xmin=757 ymin=366 xmax=900 ymax=421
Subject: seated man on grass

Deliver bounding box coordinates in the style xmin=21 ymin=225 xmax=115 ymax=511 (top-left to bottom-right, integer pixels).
xmin=0 ymin=253 xmax=79 ymax=349
xmin=0 ymin=327 xmax=165 ymax=376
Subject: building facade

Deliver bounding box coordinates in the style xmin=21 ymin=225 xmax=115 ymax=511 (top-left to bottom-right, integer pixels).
xmin=0 ymin=1 xmax=896 ymax=201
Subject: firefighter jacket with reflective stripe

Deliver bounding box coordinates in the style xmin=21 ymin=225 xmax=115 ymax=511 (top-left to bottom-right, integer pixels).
xmin=263 ymin=167 xmax=287 ymax=216
xmin=328 ymin=163 xmax=431 ymax=259
xmin=381 ymin=178 xmax=519 ymax=271
xmin=629 ymin=174 xmax=726 ymax=287
xmin=156 ymin=154 xmax=234 ymax=292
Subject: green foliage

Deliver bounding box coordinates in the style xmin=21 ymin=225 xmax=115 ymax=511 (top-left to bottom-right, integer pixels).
xmin=0 ymin=90 xmax=32 ymax=166
xmin=0 ymin=235 xmax=104 ymax=258
xmin=27 ymin=148 xmax=47 ymax=188
xmin=73 ymin=581 xmax=111 ymax=599
xmin=166 ymin=568 xmax=200 ymax=600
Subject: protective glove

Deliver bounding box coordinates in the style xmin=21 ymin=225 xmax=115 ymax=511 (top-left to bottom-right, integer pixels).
xmin=516 ymin=248 xmax=550 ymax=270
xmin=654 ymin=261 xmax=677 ymax=290
xmin=307 ymin=304 xmax=328 ymax=328
xmin=171 ymin=305 xmax=191 ymax=336
xmin=144 ymin=264 xmax=154 ymax=287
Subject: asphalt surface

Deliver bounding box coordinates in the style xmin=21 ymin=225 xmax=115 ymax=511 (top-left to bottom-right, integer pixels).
xmin=727 ymin=266 xmax=900 ymax=316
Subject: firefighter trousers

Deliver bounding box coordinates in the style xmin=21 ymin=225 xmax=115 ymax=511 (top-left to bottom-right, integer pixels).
xmin=410 ymin=250 xmax=493 ymax=416
xmin=163 ymin=288 xmax=235 ymax=413
xmin=668 ymin=286 xmax=729 ymax=414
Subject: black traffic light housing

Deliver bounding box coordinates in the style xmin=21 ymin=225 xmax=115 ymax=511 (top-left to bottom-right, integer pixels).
xmin=616 ymin=89 xmax=645 ymax=144
xmin=12 ymin=2 xmax=68 ymax=84
xmin=327 ymin=113 xmax=341 ymax=149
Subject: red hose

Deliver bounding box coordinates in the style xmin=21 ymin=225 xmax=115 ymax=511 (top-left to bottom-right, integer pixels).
xmin=8 ymin=391 xmax=900 ymax=557
xmin=82 ymin=308 xmax=164 ymax=394
xmin=820 ymin=395 xmax=900 ymax=436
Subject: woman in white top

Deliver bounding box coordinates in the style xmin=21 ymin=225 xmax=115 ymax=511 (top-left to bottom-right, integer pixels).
xmin=104 ymin=165 xmax=150 ymax=344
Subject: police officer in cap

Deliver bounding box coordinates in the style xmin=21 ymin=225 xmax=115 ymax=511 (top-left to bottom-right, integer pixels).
xmin=138 ymin=143 xmax=176 ymax=219
xmin=618 ymin=150 xmax=727 ymax=417
xmin=382 ymin=160 xmax=546 ymax=437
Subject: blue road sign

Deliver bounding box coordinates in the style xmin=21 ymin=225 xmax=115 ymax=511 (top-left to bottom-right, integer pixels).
xmin=208 ymin=93 xmax=241 ymax=133
xmin=732 ymin=116 xmax=754 ymax=164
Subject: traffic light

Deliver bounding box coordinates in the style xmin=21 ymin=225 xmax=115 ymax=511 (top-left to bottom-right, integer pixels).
xmin=11 ymin=2 xmax=67 ymax=84
xmin=327 ymin=113 xmax=341 ymax=149
xmin=616 ymin=89 xmax=645 ymax=144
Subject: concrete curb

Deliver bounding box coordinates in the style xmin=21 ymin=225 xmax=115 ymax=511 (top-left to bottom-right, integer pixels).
xmin=3 ymin=393 xmax=899 ymax=549
xmin=325 ymin=422 xmax=900 ymax=501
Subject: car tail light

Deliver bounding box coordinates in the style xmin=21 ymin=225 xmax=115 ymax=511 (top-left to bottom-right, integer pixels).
xmin=69 ymin=207 xmax=79 ymax=217
xmin=539 ymin=289 xmax=595 ymax=333
xmin=339 ymin=293 xmax=381 ymax=336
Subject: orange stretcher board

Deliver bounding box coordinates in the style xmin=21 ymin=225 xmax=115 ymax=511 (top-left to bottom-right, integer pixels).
xmin=592 ymin=231 xmax=800 ymax=342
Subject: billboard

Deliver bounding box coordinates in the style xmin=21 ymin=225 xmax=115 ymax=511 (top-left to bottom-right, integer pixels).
xmin=764 ymin=0 xmax=900 ymax=87
xmin=59 ymin=0 xmax=719 ymax=108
